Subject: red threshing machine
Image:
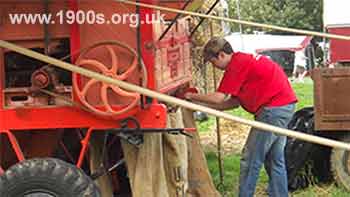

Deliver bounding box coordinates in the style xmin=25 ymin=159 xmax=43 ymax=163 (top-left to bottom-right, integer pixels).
xmin=0 ymin=0 xmax=195 ymax=195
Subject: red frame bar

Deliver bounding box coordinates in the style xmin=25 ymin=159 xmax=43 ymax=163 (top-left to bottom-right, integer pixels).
xmin=69 ymin=0 xmax=80 ymax=63
xmin=140 ymin=0 xmax=156 ymax=90
xmin=76 ymin=127 xmax=94 ymax=168
xmin=1 ymin=104 xmax=166 ymax=131
xmin=0 ymin=166 xmax=4 ymax=175
xmin=0 ymin=48 xmax=4 ymax=110
xmin=0 ymin=104 xmax=165 ymax=170
xmin=0 ymin=130 xmax=25 ymax=162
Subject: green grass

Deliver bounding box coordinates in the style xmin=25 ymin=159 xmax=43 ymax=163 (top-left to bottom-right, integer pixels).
xmin=291 ymin=78 xmax=314 ymax=110
xmin=206 ymin=153 xmax=268 ymax=197
xmin=203 ymin=78 xmax=349 ymax=196
xmin=206 ymin=153 xmax=349 ymax=197
xmin=291 ymin=185 xmax=349 ymax=197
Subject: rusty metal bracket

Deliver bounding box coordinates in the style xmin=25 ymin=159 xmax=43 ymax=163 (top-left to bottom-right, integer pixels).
xmin=90 ymin=158 xmax=125 ymax=180
xmin=113 ymin=117 xmax=194 ymax=138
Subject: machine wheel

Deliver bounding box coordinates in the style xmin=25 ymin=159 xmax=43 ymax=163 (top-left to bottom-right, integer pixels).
xmin=0 ymin=158 xmax=101 ymax=197
xmin=72 ymin=40 xmax=148 ymax=119
xmin=331 ymin=134 xmax=350 ymax=191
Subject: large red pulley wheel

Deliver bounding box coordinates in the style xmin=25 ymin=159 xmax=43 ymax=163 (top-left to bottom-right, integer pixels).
xmin=73 ymin=41 xmax=147 ymax=118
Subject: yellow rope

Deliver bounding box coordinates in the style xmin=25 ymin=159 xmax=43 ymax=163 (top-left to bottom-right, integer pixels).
xmin=116 ymin=0 xmax=350 ymax=41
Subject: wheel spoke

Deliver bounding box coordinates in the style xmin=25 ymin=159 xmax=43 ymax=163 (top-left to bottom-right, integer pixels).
xmin=101 ymin=84 xmax=114 ymax=113
xmin=77 ymin=59 xmax=109 ymax=73
xmin=109 ymin=85 xmax=140 ymax=114
xmin=117 ymin=57 xmax=137 ymax=80
xmin=81 ymin=79 xmax=99 ymax=97
xmin=106 ymin=45 xmax=119 ymax=73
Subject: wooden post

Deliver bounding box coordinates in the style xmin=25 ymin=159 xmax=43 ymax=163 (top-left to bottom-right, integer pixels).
xmin=209 ymin=21 xmax=224 ymax=185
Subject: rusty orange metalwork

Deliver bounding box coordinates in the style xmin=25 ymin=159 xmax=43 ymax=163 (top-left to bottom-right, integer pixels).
xmin=0 ymin=1 xmax=193 ymax=187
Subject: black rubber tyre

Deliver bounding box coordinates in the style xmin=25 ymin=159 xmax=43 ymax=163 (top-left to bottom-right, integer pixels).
xmin=0 ymin=158 xmax=101 ymax=197
xmin=285 ymin=107 xmax=316 ymax=190
xmin=331 ymin=135 xmax=350 ymax=191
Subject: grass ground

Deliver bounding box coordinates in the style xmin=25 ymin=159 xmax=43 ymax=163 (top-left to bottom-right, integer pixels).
xmin=201 ymin=78 xmax=349 ymax=196
xmin=206 ymin=153 xmax=349 ymax=197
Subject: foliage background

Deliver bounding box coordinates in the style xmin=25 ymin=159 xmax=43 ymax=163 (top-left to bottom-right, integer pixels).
xmin=228 ymin=0 xmax=323 ymax=34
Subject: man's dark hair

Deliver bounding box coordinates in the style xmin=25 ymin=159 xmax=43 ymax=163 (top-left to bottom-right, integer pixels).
xmin=203 ymin=37 xmax=234 ymax=62
xmin=222 ymin=42 xmax=234 ymax=54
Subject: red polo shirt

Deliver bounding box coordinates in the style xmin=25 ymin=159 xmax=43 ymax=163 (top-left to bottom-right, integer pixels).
xmin=217 ymin=52 xmax=297 ymax=114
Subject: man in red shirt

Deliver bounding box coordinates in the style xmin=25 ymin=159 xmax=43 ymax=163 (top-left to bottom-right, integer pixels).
xmin=185 ymin=37 xmax=297 ymax=197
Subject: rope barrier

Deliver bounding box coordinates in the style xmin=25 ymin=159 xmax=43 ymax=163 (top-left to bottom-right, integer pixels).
xmin=116 ymin=0 xmax=350 ymax=41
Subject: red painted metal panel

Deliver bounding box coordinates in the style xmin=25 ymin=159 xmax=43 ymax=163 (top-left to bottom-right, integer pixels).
xmin=0 ymin=2 xmax=70 ymax=41
xmin=0 ymin=48 xmax=4 ymax=111
xmin=69 ymin=0 xmax=80 ymax=63
xmin=158 ymin=0 xmax=192 ymax=19
xmin=0 ymin=104 xmax=167 ymax=131
xmin=328 ymin=27 xmax=350 ymax=63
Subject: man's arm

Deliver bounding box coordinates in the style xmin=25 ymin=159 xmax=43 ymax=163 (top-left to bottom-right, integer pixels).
xmin=186 ymin=92 xmax=226 ymax=104
xmin=185 ymin=92 xmax=240 ymax=110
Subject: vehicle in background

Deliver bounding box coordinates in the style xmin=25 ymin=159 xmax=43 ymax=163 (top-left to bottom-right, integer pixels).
xmin=225 ymin=33 xmax=315 ymax=76
xmin=285 ymin=0 xmax=350 ymax=191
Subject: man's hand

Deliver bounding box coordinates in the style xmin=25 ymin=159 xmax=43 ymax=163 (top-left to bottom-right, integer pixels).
xmin=184 ymin=92 xmax=195 ymax=100
xmin=176 ymin=87 xmax=198 ymax=100
xmin=183 ymin=92 xmax=240 ymax=110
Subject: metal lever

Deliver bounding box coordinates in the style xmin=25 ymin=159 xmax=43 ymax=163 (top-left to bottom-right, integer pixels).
xmin=112 ymin=117 xmax=195 ymax=138
xmin=91 ymin=159 xmax=125 ymax=180
xmin=117 ymin=117 xmax=144 ymax=147
xmin=117 ymin=132 xmax=144 ymax=147
xmin=112 ymin=127 xmax=195 ymax=138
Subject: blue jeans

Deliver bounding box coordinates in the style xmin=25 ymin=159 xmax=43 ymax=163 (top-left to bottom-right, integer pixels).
xmin=239 ymin=104 xmax=295 ymax=197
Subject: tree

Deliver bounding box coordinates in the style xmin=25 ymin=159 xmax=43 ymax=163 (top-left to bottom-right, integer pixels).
xmin=228 ymin=0 xmax=323 ymax=34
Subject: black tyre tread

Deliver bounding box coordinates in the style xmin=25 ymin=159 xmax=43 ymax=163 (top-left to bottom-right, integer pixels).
xmin=0 ymin=158 xmax=100 ymax=197
xmin=331 ymin=135 xmax=350 ymax=191
xmin=285 ymin=107 xmax=316 ymax=190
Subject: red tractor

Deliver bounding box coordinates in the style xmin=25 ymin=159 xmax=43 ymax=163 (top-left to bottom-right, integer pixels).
xmin=0 ymin=0 xmax=195 ymax=196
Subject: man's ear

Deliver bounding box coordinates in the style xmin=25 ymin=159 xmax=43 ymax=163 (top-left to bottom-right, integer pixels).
xmin=218 ymin=51 xmax=226 ymax=59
